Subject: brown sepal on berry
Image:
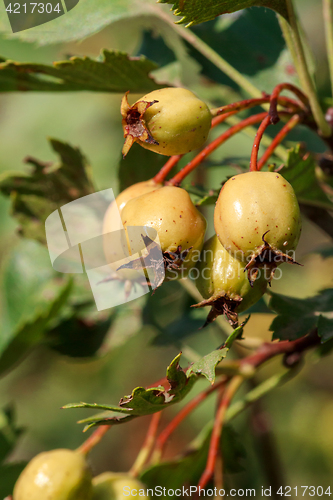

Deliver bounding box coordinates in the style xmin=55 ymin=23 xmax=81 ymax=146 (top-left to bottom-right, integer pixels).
xmin=121 ymin=92 xmax=159 ymax=157
xmin=192 ymin=294 xmax=242 ymax=329
xmin=117 ymin=235 xmax=192 ymax=291
xmin=245 ymin=230 xmax=302 ymax=287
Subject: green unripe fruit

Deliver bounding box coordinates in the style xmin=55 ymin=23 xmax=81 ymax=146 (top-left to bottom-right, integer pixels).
xmin=121 ymin=88 xmax=212 ymax=157
xmin=121 ymin=186 xmax=207 ymax=280
xmin=13 ymin=449 xmax=93 ymax=500
xmin=92 ymin=473 xmax=149 ymax=499
xmin=214 ymin=171 xmax=302 ymax=283
xmin=193 ymin=235 xmax=267 ymax=326
xmin=214 ymin=171 xmax=301 ymax=260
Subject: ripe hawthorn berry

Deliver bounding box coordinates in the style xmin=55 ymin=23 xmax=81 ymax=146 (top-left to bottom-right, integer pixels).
xmin=121 ymin=88 xmax=212 ymax=157
xmin=193 ymin=235 xmax=267 ymax=327
xmin=13 ymin=449 xmax=93 ymax=500
xmin=214 ymin=171 xmax=302 ymax=284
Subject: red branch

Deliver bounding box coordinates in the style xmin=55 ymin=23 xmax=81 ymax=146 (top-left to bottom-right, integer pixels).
xmin=77 ymin=425 xmax=110 ymax=456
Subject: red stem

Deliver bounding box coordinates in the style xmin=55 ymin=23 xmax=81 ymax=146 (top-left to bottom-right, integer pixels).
xmin=257 ymin=114 xmax=302 ymax=170
xmin=269 ymin=83 xmax=309 ymax=124
xmin=168 ymin=112 xmax=268 ymax=186
xmin=250 ymin=115 xmax=272 ymax=171
xmin=212 ymin=95 xmax=302 ymax=120
xmin=153 ymin=155 xmax=183 ymax=184
xmin=154 ymin=378 xmax=226 ymax=460
xmin=130 ymin=411 xmax=162 ymax=476
xmin=197 ymin=376 xmax=243 ymax=491
xmin=77 ymin=425 xmax=110 ymax=456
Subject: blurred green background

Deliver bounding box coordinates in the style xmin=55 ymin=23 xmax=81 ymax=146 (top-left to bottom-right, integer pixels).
xmin=0 ymin=0 xmax=333 ymax=495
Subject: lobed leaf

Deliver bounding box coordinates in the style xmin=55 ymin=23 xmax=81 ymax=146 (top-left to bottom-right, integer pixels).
xmin=0 ymin=50 xmax=162 ymax=93
xmin=269 ymin=288 xmax=333 ymax=342
xmin=157 ymin=0 xmax=289 ymax=27
xmin=280 ymin=145 xmax=333 ymax=211
xmin=0 ymin=138 xmax=93 ymax=244
xmin=64 ymin=350 xmax=229 ymax=428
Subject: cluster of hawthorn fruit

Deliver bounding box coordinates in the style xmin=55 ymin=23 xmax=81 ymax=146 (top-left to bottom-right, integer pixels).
xmin=11 ymin=86 xmax=305 ymax=499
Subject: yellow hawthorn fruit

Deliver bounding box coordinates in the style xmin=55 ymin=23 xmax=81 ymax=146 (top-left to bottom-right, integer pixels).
xmin=92 ymin=473 xmax=149 ymax=499
xmin=120 ymin=186 xmax=207 ymax=282
xmin=13 ymin=449 xmax=92 ymax=500
xmin=103 ymin=180 xmax=162 ymax=281
xmin=214 ymin=171 xmax=302 ymax=283
xmin=193 ymin=235 xmax=267 ymax=326
xmin=121 ymin=88 xmax=212 ymax=157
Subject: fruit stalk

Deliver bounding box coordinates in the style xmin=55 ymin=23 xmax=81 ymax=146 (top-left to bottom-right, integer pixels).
xmin=153 ymin=154 xmax=183 ymax=184
xmin=197 ymin=376 xmax=244 ymax=492
xmin=152 ymin=377 xmax=227 ymax=463
xmin=77 ymin=425 xmax=110 ymax=456
xmin=130 ymin=412 xmax=162 ymax=477
xmin=250 ymin=115 xmax=273 ymax=171
xmin=269 ymin=82 xmax=308 ymax=124
xmin=210 ymin=95 xmax=302 ymax=118
xmin=257 ymin=114 xmax=302 ymax=170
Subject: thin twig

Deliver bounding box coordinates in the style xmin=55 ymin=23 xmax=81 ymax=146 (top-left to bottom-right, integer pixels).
xmin=153 ymin=155 xmax=183 ymax=184
xmin=197 ymin=376 xmax=244 ymax=491
xmin=323 ymin=0 xmax=333 ymax=97
xmin=250 ymin=115 xmax=272 ymax=172
xmin=77 ymin=425 xmax=110 ymax=456
xmin=152 ymin=378 xmax=227 ymax=463
xmin=129 ymin=412 xmax=162 ymax=477
xmin=168 ymin=112 xmax=268 ymax=186
xmin=257 ymin=114 xmax=302 ymax=170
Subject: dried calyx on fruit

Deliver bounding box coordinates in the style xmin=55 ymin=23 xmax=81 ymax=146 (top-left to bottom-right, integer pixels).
xmin=214 ymin=171 xmax=302 ymax=285
xmin=121 ymin=88 xmax=212 ymax=157
xmin=13 ymin=449 xmax=93 ymax=500
xmin=120 ymin=185 xmax=207 ymax=288
xmin=92 ymin=472 xmax=150 ymax=499
xmin=193 ymin=235 xmax=267 ymax=327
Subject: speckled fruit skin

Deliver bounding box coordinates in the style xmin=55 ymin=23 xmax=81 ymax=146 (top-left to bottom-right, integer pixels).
xmin=121 ymin=186 xmax=207 ymax=278
xmin=92 ymin=473 xmax=149 ymax=499
xmin=214 ymin=171 xmax=302 ymax=261
xmin=137 ymin=88 xmax=212 ymax=156
xmin=196 ymin=235 xmax=267 ymax=313
xmin=13 ymin=449 xmax=93 ymax=500
xmin=103 ymin=180 xmax=162 ymax=280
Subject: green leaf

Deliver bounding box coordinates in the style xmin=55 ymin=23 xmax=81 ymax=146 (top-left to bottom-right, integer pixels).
xmin=0 ymin=261 xmax=73 ymax=377
xmin=47 ymin=311 xmax=114 ymax=358
xmin=0 ymin=138 xmax=94 ymax=244
xmin=0 ymin=405 xmax=24 ymax=463
xmin=0 ymin=0 xmax=143 ymax=44
xmin=317 ymin=316 xmax=333 ymax=343
xmin=0 ymin=51 xmax=162 ymax=93
xmin=280 ymin=146 xmax=333 ymax=211
xmin=186 ymin=347 xmax=229 ymax=384
xmin=268 ymin=289 xmax=333 ymax=342
xmin=0 ymin=462 xmax=27 ymax=499
xmin=158 ymin=0 xmax=289 ymax=27
xmin=187 ymin=10 xmax=297 ymax=93
xmin=64 ymin=353 xmax=198 ymax=429
xmin=224 ymin=316 xmax=251 ymax=349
